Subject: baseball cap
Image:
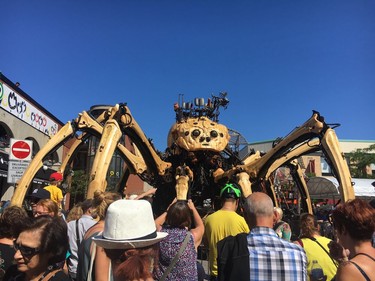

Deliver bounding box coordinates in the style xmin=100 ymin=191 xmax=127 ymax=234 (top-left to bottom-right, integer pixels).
xmin=220 ymin=182 xmax=241 ymax=199
xmin=27 ymin=188 xmax=51 ymax=200
xmin=49 ymin=172 xmax=63 ymax=181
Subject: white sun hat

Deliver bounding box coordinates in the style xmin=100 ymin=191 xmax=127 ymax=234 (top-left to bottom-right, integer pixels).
xmin=93 ymin=199 xmax=167 ymax=249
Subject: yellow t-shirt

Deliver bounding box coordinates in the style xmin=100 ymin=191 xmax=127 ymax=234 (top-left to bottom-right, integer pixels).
xmin=204 ymin=210 xmax=250 ymax=276
xmin=44 ymin=185 xmax=63 ymax=207
xmin=300 ymin=236 xmax=338 ymax=281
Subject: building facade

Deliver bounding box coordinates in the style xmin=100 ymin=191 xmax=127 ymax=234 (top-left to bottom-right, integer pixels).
xmin=0 ymin=73 xmax=152 ymax=206
xmin=0 ymin=73 xmax=66 ymax=201
xmin=241 ymin=139 xmax=375 ymax=177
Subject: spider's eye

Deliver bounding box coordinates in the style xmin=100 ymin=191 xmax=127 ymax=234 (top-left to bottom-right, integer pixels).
xmin=191 ymin=129 xmax=201 ymax=137
xmin=210 ymin=130 xmax=218 ymax=138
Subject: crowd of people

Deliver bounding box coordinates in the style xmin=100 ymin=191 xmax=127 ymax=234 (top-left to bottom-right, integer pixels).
xmin=0 ymin=171 xmax=374 ymax=281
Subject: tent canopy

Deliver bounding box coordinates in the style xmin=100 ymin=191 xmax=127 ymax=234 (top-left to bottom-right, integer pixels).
xmin=307 ymin=177 xmax=375 ymax=199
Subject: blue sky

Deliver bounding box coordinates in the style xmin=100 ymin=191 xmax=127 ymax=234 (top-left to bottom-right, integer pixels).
xmin=1 ymin=0 xmax=374 ymax=150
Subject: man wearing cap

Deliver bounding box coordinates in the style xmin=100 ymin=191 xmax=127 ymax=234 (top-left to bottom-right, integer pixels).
xmin=44 ymin=172 xmax=64 ymax=208
xmin=26 ymin=188 xmax=51 ymax=216
xmin=204 ymin=182 xmax=249 ymax=281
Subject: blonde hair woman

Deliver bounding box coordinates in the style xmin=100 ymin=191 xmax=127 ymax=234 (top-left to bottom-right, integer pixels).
xmin=66 ymin=203 xmax=83 ymax=222
xmin=273 ymin=207 xmax=292 ymax=241
xmin=34 ymin=199 xmax=59 ymax=218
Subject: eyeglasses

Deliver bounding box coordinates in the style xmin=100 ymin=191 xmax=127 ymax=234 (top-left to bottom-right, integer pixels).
xmin=13 ymin=241 xmax=41 ymax=258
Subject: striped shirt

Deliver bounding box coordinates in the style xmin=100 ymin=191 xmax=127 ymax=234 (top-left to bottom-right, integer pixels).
xmin=247 ymin=227 xmax=307 ymax=281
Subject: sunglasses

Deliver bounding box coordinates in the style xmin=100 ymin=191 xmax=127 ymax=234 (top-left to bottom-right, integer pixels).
xmin=13 ymin=241 xmax=41 ymax=258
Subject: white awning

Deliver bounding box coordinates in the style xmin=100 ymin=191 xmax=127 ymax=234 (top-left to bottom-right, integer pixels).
xmin=307 ymin=177 xmax=375 ymax=199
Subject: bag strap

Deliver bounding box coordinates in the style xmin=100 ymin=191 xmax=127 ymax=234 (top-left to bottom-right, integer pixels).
xmin=353 ymin=253 xmax=375 ymax=262
xmin=348 ymin=261 xmax=371 ymax=281
xmin=41 ymin=269 xmax=63 ymax=281
xmin=87 ymin=240 xmax=97 ymax=281
xmin=160 ymin=231 xmax=191 ymax=281
xmin=86 ymin=236 xmax=113 ymax=281
xmin=309 ymin=237 xmax=338 ymax=268
xmin=76 ymin=219 xmax=81 ymax=248
xmin=296 ymin=239 xmax=304 ymax=247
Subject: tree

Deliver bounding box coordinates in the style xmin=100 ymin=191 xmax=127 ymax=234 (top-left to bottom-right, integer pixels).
xmin=347 ymin=144 xmax=375 ymax=178
xmin=69 ymin=170 xmax=89 ymax=205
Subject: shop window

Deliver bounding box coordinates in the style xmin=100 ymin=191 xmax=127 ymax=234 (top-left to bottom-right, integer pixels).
xmin=0 ymin=122 xmax=13 ymax=150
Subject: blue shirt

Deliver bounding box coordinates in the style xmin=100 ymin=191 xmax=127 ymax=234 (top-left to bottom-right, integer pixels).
xmin=247 ymin=226 xmax=307 ymax=281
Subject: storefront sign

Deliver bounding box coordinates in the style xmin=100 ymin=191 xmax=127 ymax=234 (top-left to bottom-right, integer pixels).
xmin=0 ymin=81 xmax=58 ymax=137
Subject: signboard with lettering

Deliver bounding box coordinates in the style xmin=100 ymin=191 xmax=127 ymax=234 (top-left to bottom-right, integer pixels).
xmin=8 ymin=139 xmax=33 ymax=183
xmin=7 ymin=160 xmax=30 ymax=183
xmin=0 ymin=81 xmax=58 ymax=137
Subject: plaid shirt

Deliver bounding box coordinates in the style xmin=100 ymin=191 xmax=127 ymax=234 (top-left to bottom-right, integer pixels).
xmin=247 ymin=227 xmax=307 ymax=281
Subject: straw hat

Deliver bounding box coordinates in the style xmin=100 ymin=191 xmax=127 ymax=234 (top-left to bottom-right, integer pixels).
xmin=93 ymin=199 xmax=167 ymax=249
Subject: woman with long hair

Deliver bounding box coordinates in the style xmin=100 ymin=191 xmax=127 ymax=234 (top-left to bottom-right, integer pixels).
xmin=105 ymin=245 xmax=159 ymax=281
xmin=154 ymin=199 xmax=204 ymax=281
xmin=295 ymin=213 xmax=337 ymax=281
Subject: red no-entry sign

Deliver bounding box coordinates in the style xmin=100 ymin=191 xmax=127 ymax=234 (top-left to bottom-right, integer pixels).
xmin=10 ymin=139 xmax=33 ymax=161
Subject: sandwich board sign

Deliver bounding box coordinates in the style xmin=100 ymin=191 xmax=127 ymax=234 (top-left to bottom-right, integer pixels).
xmin=8 ymin=139 xmax=33 ymax=183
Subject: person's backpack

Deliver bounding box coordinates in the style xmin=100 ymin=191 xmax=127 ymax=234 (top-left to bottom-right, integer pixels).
xmin=217 ymin=233 xmax=249 ymax=281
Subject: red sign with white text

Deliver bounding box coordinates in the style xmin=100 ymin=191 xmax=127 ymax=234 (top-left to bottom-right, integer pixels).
xmin=10 ymin=139 xmax=33 ymax=161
